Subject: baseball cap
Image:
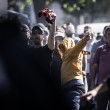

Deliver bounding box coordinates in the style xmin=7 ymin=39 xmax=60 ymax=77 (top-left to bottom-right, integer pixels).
xmin=44 ymin=27 xmax=49 ymax=36
xmin=55 ymin=32 xmax=65 ymax=38
xmin=32 ymin=23 xmax=46 ymax=34
xmin=55 ymin=26 xmax=65 ymax=38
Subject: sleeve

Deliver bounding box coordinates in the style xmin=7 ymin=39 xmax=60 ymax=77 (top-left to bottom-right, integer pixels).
xmin=93 ymin=47 xmax=101 ymax=65
xmin=91 ymin=43 xmax=97 ymax=53
xmin=106 ymin=75 xmax=110 ymax=90
xmin=70 ymin=39 xmax=87 ymax=57
xmin=44 ymin=45 xmax=54 ymax=54
xmin=41 ymin=45 xmax=54 ymax=72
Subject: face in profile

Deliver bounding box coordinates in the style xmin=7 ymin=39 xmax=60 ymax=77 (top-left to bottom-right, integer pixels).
xmin=84 ymin=27 xmax=92 ymax=33
xmin=21 ymin=24 xmax=31 ymax=39
xmin=106 ymin=30 xmax=110 ymax=43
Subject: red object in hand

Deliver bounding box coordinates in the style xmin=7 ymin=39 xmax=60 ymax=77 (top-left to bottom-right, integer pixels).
xmin=38 ymin=8 xmax=55 ymax=24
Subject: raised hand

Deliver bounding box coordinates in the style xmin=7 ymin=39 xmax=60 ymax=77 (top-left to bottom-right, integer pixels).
xmin=83 ymin=31 xmax=92 ymax=42
xmin=38 ymin=8 xmax=56 ymax=24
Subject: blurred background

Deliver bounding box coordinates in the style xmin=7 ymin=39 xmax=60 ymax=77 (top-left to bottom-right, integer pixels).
xmin=0 ymin=0 xmax=110 ymax=35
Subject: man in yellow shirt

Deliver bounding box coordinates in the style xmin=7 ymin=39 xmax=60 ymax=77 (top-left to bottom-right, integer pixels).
xmin=58 ymin=32 xmax=91 ymax=110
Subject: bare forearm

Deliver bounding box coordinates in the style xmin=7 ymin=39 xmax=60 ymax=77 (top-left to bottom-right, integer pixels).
xmin=94 ymin=81 xmax=108 ymax=97
xmin=48 ymin=18 xmax=56 ymax=50
xmin=90 ymin=64 xmax=98 ymax=87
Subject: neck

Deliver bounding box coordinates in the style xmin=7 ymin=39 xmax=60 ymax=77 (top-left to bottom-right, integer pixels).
xmin=34 ymin=41 xmax=44 ymax=48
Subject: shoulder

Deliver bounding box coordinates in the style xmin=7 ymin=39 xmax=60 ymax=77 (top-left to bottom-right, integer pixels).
xmin=95 ymin=44 xmax=106 ymax=54
xmin=106 ymin=75 xmax=110 ymax=90
xmin=96 ymin=38 xmax=105 ymax=46
xmin=98 ymin=44 xmax=106 ymax=49
xmin=43 ymin=45 xmax=54 ymax=54
xmin=92 ymin=39 xmax=104 ymax=52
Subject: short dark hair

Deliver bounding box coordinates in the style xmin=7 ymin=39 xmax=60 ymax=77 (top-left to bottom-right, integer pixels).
xmin=104 ymin=25 xmax=110 ymax=34
xmin=7 ymin=10 xmax=30 ymax=27
xmin=84 ymin=26 xmax=91 ymax=29
xmin=84 ymin=26 xmax=92 ymax=33
xmin=0 ymin=11 xmax=23 ymax=47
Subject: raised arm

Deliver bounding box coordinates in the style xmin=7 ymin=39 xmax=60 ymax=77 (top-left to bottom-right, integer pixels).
xmin=47 ymin=11 xmax=56 ymax=50
xmin=70 ymin=31 xmax=92 ymax=57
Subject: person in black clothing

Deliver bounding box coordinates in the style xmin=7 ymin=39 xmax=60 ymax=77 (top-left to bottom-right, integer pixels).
xmin=51 ymin=30 xmax=65 ymax=90
xmin=0 ymin=10 xmax=63 ymax=110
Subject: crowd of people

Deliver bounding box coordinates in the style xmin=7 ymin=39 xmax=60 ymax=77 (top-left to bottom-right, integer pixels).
xmin=0 ymin=9 xmax=110 ymax=110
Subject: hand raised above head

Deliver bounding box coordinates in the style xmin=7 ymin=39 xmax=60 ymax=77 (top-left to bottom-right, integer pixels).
xmin=47 ymin=9 xmax=56 ymax=24
xmin=38 ymin=8 xmax=56 ymax=24
xmin=83 ymin=31 xmax=92 ymax=42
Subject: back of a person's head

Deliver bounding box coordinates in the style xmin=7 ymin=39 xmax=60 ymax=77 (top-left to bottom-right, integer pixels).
xmin=8 ymin=10 xmax=30 ymax=27
xmin=66 ymin=22 xmax=75 ymax=35
xmin=84 ymin=26 xmax=92 ymax=33
xmin=0 ymin=12 xmax=23 ymax=48
xmin=62 ymin=23 xmax=67 ymax=30
xmin=59 ymin=37 xmax=75 ymax=51
xmin=84 ymin=26 xmax=91 ymax=30
xmin=56 ymin=26 xmax=65 ymax=38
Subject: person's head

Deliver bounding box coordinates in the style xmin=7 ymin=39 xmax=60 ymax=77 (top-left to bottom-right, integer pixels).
xmin=65 ymin=22 xmax=75 ymax=37
xmin=84 ymin=26 xmax=95 ymax=42
xmin=61 ymin=23 xmax=67 ymax=33
xmin=8 ymin=10 xmax=30 ymax=27
xmin=21 ymin=23 xmax=31 ymax=39
xmin=96 ymin=32 xmax=102 ymax=40
xmin=31 ymin=23 xmax=46 ymax=47
xmin=102 ymin=25 xmax=109 ymax=42
xmin=55 ymin=26 xmax=65 ymax=42
xmin=104 ymin=25 xmax=110 ymax=44
xmin=0 ymin=11 xmax=23 ymax=49
xmin=84 ymin=26 xmax=92 ymax=33
xmin=55 ymin=32 xmax=64 ymax=42
xmin=103 ymin=25 xmax=108 ymax=36
xmin=58 ymin=37 xmax=75 ymax=58
xmin=55 ymin=32 xmax=65 ymax=49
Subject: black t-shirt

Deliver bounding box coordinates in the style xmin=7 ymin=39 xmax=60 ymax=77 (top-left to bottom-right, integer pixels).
xmin=51 ymin=49 xmax=62 ymax=89
xmin=0 ymin=43 xmax=63 ymax=110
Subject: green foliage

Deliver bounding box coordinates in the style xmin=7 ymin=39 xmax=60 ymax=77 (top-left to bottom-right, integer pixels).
xmin=8 ymin=0 xmax=110 ymax=15
xmin=60 ymin=0 xmax=87 ymax=13
xmin=45 ymin=0 xmax=88 ymax=13
xmin=47 ymin=0 xmax=110 ymax=17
